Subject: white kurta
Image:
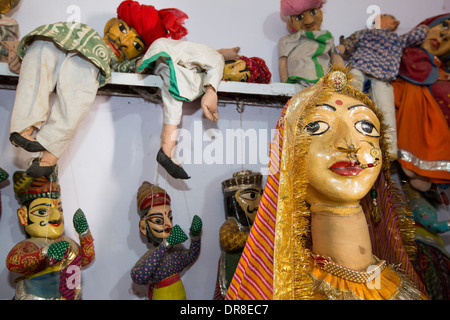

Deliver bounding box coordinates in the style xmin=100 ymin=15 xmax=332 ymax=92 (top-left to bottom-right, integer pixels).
xmin=138 ymin=38 xmax=225 ymax=125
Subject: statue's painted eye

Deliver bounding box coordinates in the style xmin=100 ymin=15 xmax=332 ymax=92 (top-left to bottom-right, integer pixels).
xmin=354 ymin=120 xmax=380 ymax=137
xmin=305 ymin=121 xmax=330 ymax=135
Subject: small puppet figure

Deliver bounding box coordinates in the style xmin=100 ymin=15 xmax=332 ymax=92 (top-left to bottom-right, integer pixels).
xmin=392 ymin=13 xmax=450 ymax=190
xmin=226 ymin=67 xmax=427 ymax=300
xmin=0 ymin=167 xmax=8 ymax=217
xmin=278 ymin=0 xmax=344 ymax=86
xmin=213 ymin=170 xmax=262 ymax=300
xmin=0 ymin=0 xmax=20 ymax=70
xmin=6 ymin=167 xmax=95 ymax=300
xmin=7 ymin=0 xmax=186 ymax=179
xmin=337 ymin=14 xmax=428 ymax=160
xmin=402 ymin=182 xmax=450 ymax=300
xmin=131 ymin=182 xmax=202 ymax=300
xmin=222 ymin=55 xmax=272 ymax=84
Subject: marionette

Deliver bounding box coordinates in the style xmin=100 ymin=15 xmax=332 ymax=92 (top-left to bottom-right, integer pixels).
xmin=226 ymin=66 xmax=427 ymax=300
xmin=0 ymin=167 xmax=8 ymax=217
xmin=402 ymin=181 xmax=450 ymax=299
xmin=337 ymin=14 xmax=428 ymax=160
xmin=278 ymin=0 xmax=344 ymax=86
xmin=0 ymin=0 xmax=20 ymax=70
xmin=213 ymin=170 xmax=262 ymax=299
xmin=131 ymin=182 xmax=202 ymax=300
xmin=7 ymin=0 xmax=186 ymax=179
xmin=392 ymin=13 xmax=450 ymax=191
xmin=135 ymin=31 xmax=271 ymax=179
xmin=5 ymin=166 xmax=94 ymax=300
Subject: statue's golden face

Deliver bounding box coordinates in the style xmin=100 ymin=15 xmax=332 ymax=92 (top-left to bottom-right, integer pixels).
xmin=103 ymin=18 xmax=145 ymax=62
xmin=0 ymin=0 xmax=20 ymax=14
xmin=223 ymin=60 xmax=251 ymax=82
xmin=288 ymin=8 xmax=323 ymax=33
xmin=304 ymin=94 xmax=382 ymax=207
xmin=17 ymin=197 xmax=64 ymax=239
xmin=422 ymin=18 xmax=450 ymax=59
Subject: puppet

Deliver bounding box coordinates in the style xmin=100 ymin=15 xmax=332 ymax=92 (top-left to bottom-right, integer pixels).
xmin=213 ymin=170 xmax=262 ymax=299
xmin=131 ymin=182 xmax=202 ymax=300
xmin=0 ymin=0 xmax=20 ymax=70
xmin=402 ymin=182 xmax=450 ymax=299
xmin=136 ymin=34 xmax=271 ymax=179
xmin=337 ymin=14 xmax=428 ymax=160
xmin=392 ymin=13 xmax=450 ymax=190
xmin=5 ymin=168 xmax=94 ymax=299
xmin=7 ymin=0 xmax=186 ymax=178
xmin=226 ymin=66 xmax=427 ymax=300
xmin=0 ymin=167 xmax=8 ymax=217
xmin=278 ymin=0 xmax=344 ymax=86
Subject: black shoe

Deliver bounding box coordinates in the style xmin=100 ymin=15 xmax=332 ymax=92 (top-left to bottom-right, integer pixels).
xmin=156 ymin=148 xmax=190 ymax=179
xmin=10 ymin=132 xmax=46 ymax=152
xmin=26 ymin=161 xmax=56 ymax=179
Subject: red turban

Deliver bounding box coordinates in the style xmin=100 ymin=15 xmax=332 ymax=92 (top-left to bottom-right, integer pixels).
xmin=117 ymin=0 xmax=188 ymax=50
xmin=240 ymin=56 xmax=272 ymax=84
xmin=137 ymin=182 xmax=171 ymax=213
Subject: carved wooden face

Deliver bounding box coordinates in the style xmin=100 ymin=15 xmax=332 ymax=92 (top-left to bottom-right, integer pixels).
xmin=288 ymin=8 xmax=323 ymax=33
xmin=223 ymin=60 xmax=251 ymax=82
xmin=103 ymin=18 xmax=145 ymax=62
xmin=303 ymin=93 xmax=382 ymax=207
xmin=17 ymin=197 xmax=64 ymax=239
xmin=139 ymin=204 xmax=173 ymax=241
xmin=422 ymin=18 xmax=450 ymax=59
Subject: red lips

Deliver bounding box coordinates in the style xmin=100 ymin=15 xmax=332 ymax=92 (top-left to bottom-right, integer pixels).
xmin=106 ymin=41 xmax=121 ymax=58
xmin=429 ymin=38 xmax=441 ymax=50
xmin=329 ymin=161 xmax=362 ymax=176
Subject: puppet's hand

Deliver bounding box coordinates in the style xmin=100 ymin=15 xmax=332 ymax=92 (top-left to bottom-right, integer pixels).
xmin=48 ymin=241 xmax=70 ymax=261
xmin=166 ymin=225 xmax=188 ymax=246
xmin=201 ymin=85 xmax=219 ymax=122
xmin=73 ymin=209 xmax=89 ymax=236
xmin=218 ymin=47 xmax=241 ymax=61
xmin=189 ymin=215 xmax=202 ymax=237
xmin=3 ymin=41 xmax=21 ymax=74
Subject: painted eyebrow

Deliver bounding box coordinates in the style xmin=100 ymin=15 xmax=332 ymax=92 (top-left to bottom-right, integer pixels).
xmin=315 ymin=104 xmax=336 ymax=111
xmin=29 ymin=202 xmax=61 ymax=211
xmin=347 ymin=104 xmax=378 ymax=116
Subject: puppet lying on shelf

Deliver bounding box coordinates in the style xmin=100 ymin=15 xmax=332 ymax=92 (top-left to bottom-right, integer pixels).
xmin=6 ymin=167 xmax=94 ymax=300
xmin=337 ymin=13 xmax=428 ymax=160
xmin=0 ymin=0 xmax=20 ymax=69
xmin=6 ymin=0 xmax=186 ymax=178
xmin=278 ymin=0 xmax=344 ymax=85
xmin=131 ymin=182 xmax=202 ymax=300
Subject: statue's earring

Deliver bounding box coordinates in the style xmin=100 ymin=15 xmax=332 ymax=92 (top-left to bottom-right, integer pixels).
xmin=370 ymin=187 xmax=381 ymax=223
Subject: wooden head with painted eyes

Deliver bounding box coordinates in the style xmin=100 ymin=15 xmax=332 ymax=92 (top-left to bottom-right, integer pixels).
xmin=222 ymin=171 xmax=263 ymax=227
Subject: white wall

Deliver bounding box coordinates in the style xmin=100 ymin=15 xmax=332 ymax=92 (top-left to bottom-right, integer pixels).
xmin=0 ymin=0 xmax=448 ymax=300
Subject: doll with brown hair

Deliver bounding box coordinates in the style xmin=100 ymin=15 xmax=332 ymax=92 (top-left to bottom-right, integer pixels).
xmin=337 ymin=13 xmax=428 ymax=160
xmin=278 ymin=0 xmax=344 ymax=86
xmin=7 ymin=0 xmax=186 ymax=179
xmin=226 ymin=66 xmax=428 ymax=300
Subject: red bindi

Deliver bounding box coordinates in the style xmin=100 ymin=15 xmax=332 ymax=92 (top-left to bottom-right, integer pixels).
xmin=335 ymin=100 xmax=343 ymax=106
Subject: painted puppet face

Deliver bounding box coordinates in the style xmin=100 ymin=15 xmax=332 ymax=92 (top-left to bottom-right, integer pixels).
xmin=303 ymin=94 xmax=382 ymax=207
xmin=422 ymin=18 xmax=450 ymax=59
xmin=223 ymin=60 xmax=251 ymax=82
xmin=139 ymin=204 xmax=173 ymax=240
xmin=234 ymin=187 xmax=262 ymax=224
xmin=379 ymin=14 xmax=400 ymax=32
xmin=17 ymin=197 xmax=64 ymax=240
xmin=103 ymin=18 xmax=145 ymax=62
xmin=289 ymin=8 xmax=323 ymax=33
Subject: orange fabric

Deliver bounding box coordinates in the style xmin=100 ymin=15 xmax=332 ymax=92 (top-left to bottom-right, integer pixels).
xmin=393 ymin=78 xmax=450 ymax=183
xmin=311 ymin=264 xmax=428 ymax=300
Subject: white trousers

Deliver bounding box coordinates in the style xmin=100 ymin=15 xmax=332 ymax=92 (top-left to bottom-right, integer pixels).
xmin=349 ymin=68 xmax=398 ymax=160
xmin=10 ymin=40 xmax=100 ymax=158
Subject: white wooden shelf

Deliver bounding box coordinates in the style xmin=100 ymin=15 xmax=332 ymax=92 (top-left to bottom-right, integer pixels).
xmin=0 ymin=62 xmax=298 ymax=107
